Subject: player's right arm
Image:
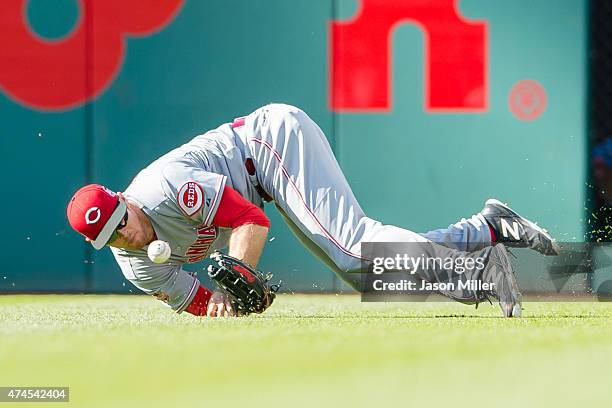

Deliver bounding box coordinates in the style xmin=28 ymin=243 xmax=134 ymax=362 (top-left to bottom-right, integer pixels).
xmin=111 ymin=249 xmax=234 ymax=317
xmin=211 ymin=184 xmax=270 ymax=267
xmin=161 ymin=162 xmax=271 ymax=268
xmin=194 ymin=185 xmax=271 ymax=316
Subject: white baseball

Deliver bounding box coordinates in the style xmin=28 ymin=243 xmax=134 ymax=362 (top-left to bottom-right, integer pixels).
xmin=147 ymin=240 xmax=171 ymax=264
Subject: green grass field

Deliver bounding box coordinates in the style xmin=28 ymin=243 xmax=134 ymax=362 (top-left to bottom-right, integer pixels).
xmin=1 ymin=294 xmax=611 ymax=407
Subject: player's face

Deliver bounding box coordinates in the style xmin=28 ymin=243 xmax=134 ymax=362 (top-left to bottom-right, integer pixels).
xmin=84 ymin=195 xmax=155 ymax=250
xmin=106 ymin=202 xmax=154 ymax=250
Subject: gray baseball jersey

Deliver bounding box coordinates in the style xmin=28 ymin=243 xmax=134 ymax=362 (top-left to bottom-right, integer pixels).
xmin=113 ymin=103 xmax=491 ymax=312
xmin=111 ymin=122 xmax=261 ymax=312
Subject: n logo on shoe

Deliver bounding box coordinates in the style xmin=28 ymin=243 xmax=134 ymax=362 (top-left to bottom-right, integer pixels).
xmin=500 ymin=219 xmax=521 ymax=240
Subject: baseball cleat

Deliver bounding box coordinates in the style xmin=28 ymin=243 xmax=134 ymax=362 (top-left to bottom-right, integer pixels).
xmin=481 ymin=198 xmax=560 ymax=256
xmin=482 ymin=244 xmax=522 ymax=318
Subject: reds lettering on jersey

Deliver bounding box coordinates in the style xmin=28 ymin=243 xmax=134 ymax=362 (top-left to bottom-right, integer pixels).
xmin=186 ymin=226 xmax=217 ymax=263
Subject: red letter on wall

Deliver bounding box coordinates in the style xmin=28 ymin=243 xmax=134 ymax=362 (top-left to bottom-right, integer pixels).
xmin=330 ymin=0 xmax=487 ymax=112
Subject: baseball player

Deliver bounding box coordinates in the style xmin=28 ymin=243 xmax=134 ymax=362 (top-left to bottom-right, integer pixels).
xmin=67 ymin=104 xmax=559 ymax=318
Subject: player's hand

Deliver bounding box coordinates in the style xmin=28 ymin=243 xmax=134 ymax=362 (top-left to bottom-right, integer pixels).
xmin=206 ymin=291 xmax=236 ymax=318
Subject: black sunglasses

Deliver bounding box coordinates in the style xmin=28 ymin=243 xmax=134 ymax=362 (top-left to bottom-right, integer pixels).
xmin=108 ymin=211 xmax=129 ymax=244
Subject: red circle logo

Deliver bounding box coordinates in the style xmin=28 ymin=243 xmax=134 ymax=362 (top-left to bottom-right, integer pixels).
xmin=508 ymin=79 xmax=547 ymax=121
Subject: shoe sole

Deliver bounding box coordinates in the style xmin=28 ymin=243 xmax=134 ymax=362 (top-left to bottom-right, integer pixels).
xmin=485 ymin=198 xmax=560 ymax=256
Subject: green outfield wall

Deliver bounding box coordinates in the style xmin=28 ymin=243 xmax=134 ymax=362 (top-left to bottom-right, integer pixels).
xmin=0 ymin=0 xmax=588 ymax=293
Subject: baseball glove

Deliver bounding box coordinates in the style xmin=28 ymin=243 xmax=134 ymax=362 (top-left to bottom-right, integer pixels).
xmin=207 ymin=251 xmax=280 ymax=315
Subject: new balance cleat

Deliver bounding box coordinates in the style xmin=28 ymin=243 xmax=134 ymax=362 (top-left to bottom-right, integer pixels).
xmin=481 ymin=198 xmax=560 ymax=256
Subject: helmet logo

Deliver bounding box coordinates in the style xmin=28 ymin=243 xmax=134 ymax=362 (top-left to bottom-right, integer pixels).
xmin=85 ymin=207 xmax=101 ymax=225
